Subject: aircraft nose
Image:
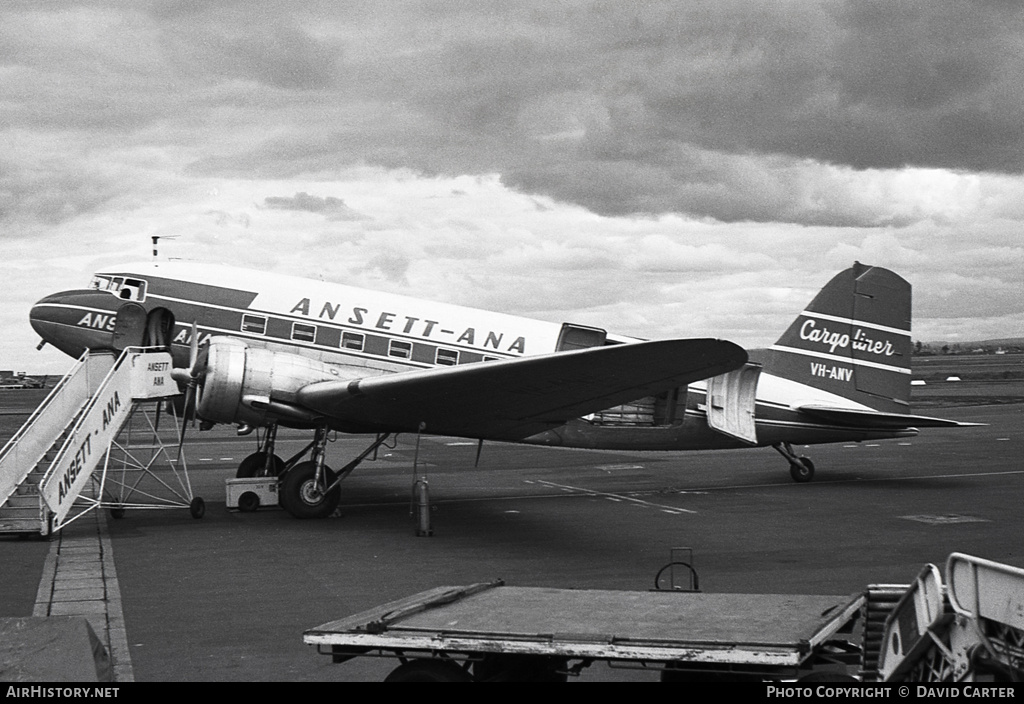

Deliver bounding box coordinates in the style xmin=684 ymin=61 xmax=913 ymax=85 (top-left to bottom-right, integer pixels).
xmin=29 ymin=292 xmax=66 ymax=338
xmin=30 ymin=288 xmax=119 ymax=357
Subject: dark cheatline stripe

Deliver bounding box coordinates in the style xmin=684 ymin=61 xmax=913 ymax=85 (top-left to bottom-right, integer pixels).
xmin=113 ymin=273 xmax=259 ymax=310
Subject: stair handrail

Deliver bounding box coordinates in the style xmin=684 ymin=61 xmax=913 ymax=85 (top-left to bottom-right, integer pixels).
xmin=0 ymin=351 xmax=87 ymax=462
xmin=946 ymin=552 xmax=1024 ymax=629
xmin=37 ymin=348 xmax=135 ymax=513
xmin=37 ymin=346 xmax=174 ymax=518
xmin=0 ymin=351 xmax=114 ymax=505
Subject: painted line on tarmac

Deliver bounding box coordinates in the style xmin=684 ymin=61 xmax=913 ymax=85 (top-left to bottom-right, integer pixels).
xmin=531 ymin=479 xmax=697 ymax=514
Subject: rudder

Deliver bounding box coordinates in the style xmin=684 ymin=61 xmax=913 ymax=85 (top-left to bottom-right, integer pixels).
xmin=766 ymin=262 xmax=913 ymax=413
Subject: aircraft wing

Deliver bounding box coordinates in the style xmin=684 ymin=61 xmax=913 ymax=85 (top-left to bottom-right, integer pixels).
xmin=296 ymin=338 xmax=747 ymax=440
xmin=796 ymin=405 xmax=986 ymax=429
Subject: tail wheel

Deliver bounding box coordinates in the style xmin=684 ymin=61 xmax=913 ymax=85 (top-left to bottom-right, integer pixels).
xmin=790 ymin=457 xmax=815 ymax=483
xmin=279 ymin=461 xmax=340 ymax=519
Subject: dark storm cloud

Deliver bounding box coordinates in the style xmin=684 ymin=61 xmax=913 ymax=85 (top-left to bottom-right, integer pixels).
xmin=397 ymin=1 xmax=1024 ymax=220
xmin=3 ymin=1 xmax=1023 ymax=227
xmin=156 ymin=10 xmax=341 ymax=90
xmin=167 ymin=1 xmax=1023 ymax=223
xmin=757 ymin=1 xmax=1024 ymax=173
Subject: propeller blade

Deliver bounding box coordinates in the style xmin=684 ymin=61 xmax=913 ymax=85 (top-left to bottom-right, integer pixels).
xmin=188 ymin=321 xmax=199 ymax=372
xmin=169 ymin=321 xmax=209 ymax=467
xmin=172 ymin=322 xmax=204 ymax=445
xmin=175 ymin=382 xmax=195 ymax=462
xmin=170 ymin=321 xmax=201 ymax=385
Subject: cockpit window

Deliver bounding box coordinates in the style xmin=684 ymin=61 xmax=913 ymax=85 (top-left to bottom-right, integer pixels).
xmin=119 ymin=278 xmax=147 ymax=301
xmin=89 ymin=274 xmax=147 ymax=302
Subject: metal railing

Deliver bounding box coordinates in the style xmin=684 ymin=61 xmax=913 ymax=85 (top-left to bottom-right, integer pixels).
xmin=0 ymin=351 xmax=114 ymax=507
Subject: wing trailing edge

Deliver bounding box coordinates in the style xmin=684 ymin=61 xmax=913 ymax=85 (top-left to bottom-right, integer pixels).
xmin=296 ymin=338 xmax=747 ymax=440
xmin=796 ymin=404 xmax=986 ymax=429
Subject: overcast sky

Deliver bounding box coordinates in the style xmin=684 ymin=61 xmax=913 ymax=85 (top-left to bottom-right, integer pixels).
xmin=2 ymin=1 xmax=1022 ymax=373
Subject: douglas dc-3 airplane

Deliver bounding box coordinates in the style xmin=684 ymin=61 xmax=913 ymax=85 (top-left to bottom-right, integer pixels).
xmin=29 ymin=261 xmax=977 ymax=519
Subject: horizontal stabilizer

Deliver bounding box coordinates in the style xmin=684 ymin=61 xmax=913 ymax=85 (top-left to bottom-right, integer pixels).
xmin=297 ymin=338 xmax=747 ymax=440
xmin=796 ymin=404 xmax=985 ymax=429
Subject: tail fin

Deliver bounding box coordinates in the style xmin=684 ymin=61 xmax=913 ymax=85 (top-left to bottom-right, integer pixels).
xmin=765 ymin=262 xmax=913 ymax=412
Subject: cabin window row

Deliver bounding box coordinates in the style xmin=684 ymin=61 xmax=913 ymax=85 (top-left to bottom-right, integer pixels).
xmin=239 ymin=314 xmax=496 ymax=366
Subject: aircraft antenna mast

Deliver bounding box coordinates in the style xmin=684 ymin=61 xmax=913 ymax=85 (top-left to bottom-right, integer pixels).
xmin=151 ymin=235 xmax=178 ymax=260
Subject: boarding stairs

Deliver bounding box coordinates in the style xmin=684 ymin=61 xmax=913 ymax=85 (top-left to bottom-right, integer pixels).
xmin=0 ymin=348 xmax=197 ymax=536
xmin=873 ymin=553 xmax=1024 ymax=682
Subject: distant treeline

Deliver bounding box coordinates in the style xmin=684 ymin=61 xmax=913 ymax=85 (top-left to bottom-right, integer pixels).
xmin=914 ymin=340 xmax=1024 ymax=356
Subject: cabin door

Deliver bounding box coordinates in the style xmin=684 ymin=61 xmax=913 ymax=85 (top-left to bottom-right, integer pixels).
xmin=705 ymin=363 xmax=761 ymax=445
xmin=556 ymin=323 xmax=607 ymax=351
xmin=112 ymin=303 xmax=147 ymax=352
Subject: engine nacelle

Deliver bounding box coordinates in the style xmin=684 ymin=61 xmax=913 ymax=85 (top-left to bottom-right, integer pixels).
xmin=196 ymin=337 xmax=353 ymax=427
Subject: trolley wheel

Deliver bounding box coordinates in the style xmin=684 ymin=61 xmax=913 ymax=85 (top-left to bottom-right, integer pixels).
xmin=237 ymin=492 xmax=260 ymax=513
xmin=384 ymin=659 xmax=472 ymax=682
xmin=236 ymin=452 xmax=285 ymax=478
xmin=790 ymin=457 xmax=815 ymax=483
xmin=189 ymin=497 xmax=206 ymax=519
xmin=473 ymin=654 xmax=568 ymax=682
xmin=110 ymin=507 xmax=126 ymax=519
xmin=279 ymin=462 xmax=340 ymax=519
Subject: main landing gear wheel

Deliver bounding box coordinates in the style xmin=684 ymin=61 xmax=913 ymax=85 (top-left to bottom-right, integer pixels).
xmin=789 ymin=457 xmax=815 ymax=483
xmin=236 ymin=451 xmax=285 ymax=478
xmin=279 ymin=461 xmax=340 ymax=519
xmin=189 ymin=497 xmax=206 ymax=519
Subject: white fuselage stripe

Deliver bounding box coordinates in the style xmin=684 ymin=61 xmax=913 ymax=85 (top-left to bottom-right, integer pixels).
xmin=680 ymin=408 xmax=880 ymax=433
xmin=33 ymin=302 xmax=112 ymax=315
xmin=802 ymin=310 xmax=910 ymax=337
xmin=769 ymin=344 xmax=912 ymax=374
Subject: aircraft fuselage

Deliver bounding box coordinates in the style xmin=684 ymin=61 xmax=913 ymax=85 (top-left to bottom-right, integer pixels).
xmin=29 ymin=261 xmax=916 ymax=454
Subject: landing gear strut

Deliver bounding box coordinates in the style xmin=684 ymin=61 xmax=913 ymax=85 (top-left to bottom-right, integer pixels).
xmin=279 ymin=425 xmax=337 ymax=519
xmin=236 ymin=424 xmax=285 ymax=478
xmin=276 ymin=429 xmax=392 ymax=519
xmin=773 ymin=442 xmax=815 ymax=483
